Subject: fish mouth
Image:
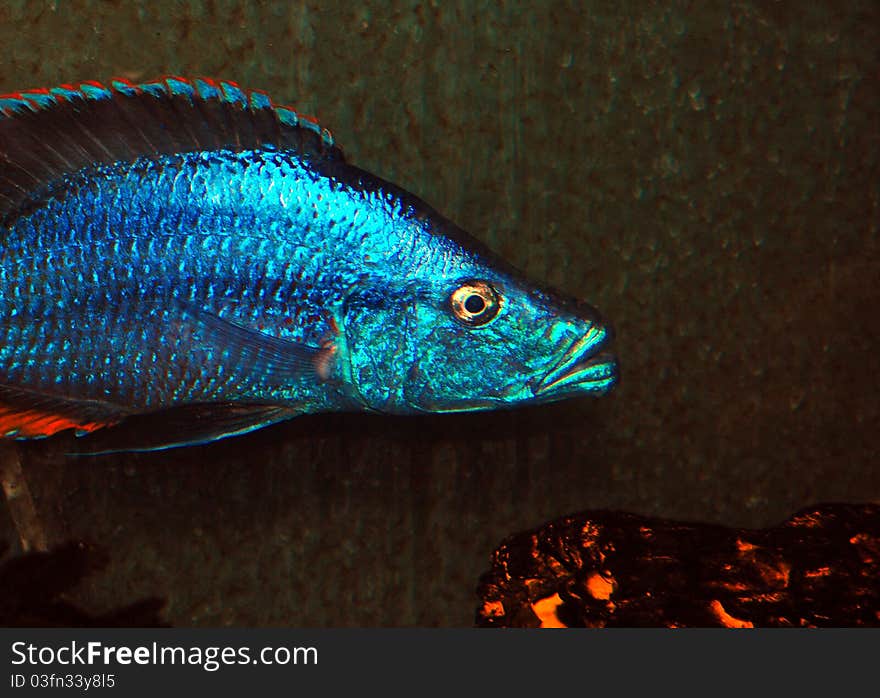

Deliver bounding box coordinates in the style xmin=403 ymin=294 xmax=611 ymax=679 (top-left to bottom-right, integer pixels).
xmin=532 ymin=324 xmax=618 ymax=397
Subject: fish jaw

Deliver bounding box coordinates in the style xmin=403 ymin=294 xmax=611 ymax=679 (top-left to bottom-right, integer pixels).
xmin=531 ymin=323 xmax=618 ymax=399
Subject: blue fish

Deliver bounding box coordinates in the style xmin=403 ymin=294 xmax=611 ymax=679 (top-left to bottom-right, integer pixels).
xmin=0 ymin=76 xmax=617 ymax=452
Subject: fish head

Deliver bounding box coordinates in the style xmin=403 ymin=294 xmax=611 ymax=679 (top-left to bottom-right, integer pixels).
xmin=340 ymin=264 xmax=618 ymax=414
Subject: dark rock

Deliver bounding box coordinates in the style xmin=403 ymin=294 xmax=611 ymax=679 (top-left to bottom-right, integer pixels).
xmin=476 ymin=504 xmax=880 ymax=627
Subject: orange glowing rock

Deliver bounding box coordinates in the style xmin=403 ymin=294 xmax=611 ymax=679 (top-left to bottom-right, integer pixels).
xmin=481 ymin=600 xmax=505 ymax=619
xmin=709 ymin=600 xmax=754 ymax=628
xmin=585 ymin=573 xmax=614 ymax=600
xmin=531 ymin=594 xmax=567 ymax=628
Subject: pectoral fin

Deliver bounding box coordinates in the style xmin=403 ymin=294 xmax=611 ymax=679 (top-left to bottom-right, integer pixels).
xmin=180 ymin=302 xmax=332 ymax=386
xmin=0 ymin=303 xmax=329 ymax=452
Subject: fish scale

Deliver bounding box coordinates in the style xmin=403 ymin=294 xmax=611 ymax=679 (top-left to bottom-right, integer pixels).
xmin=0 ymin=76 xmax=617 ymax=451
xmin=1 ymin=147 xmax=432 ymax=407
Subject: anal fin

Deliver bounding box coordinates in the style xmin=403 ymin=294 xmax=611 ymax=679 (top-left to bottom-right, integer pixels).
xmin=68 ymin=402 xmax=301 ymax=455
xmin=0 ymin=384 xmax=127 ymax=439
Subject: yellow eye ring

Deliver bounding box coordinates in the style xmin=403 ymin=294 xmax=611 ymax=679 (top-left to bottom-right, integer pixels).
xmin=449 ymin=281 xmax=502 ymax=327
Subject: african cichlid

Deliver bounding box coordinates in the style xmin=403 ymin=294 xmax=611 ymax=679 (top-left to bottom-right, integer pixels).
xmin=0 ymin=76 xmax=618 ymax=452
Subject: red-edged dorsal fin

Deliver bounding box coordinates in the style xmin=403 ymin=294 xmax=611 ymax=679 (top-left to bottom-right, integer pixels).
xmin=0 ymin=384 xmax=129 ymax=439
xmin=0 ymin=75 xmax=344 ymax=222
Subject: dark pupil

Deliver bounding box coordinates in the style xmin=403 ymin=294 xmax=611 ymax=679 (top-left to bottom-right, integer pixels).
xmin=464 ymin=293 xmax=486 ymax=314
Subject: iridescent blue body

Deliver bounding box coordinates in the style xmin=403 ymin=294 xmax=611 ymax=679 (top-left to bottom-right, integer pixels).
xmin=0 ymin=77 xmax=617 ymax=451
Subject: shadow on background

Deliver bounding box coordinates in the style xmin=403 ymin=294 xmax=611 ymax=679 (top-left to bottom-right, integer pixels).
xmin=0 ymin=540 xmax=167 ymax=627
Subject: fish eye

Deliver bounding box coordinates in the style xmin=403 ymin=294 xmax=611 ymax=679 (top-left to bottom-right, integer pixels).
xmin=449 ymin=281 xmax=502 ymax=327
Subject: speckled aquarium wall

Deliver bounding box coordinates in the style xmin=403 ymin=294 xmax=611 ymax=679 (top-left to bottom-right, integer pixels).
xmin=0 ymin=1 xmax=877 ymax=626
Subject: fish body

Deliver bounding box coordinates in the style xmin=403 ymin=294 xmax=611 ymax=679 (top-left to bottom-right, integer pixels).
xmin=0 ymin=77 xmax=617 ymax=451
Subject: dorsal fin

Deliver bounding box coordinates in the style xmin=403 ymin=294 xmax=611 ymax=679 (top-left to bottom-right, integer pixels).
xmin=0 ymin=75 xmax=344 ymax=221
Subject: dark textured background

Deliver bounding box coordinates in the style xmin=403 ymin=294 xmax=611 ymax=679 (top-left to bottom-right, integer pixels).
xmin=0 ymin=0 xmax=877 ymax=626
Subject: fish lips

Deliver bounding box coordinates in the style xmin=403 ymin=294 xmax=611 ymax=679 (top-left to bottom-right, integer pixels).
xmin=531 ymin=323 xmax=618 ymax=398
